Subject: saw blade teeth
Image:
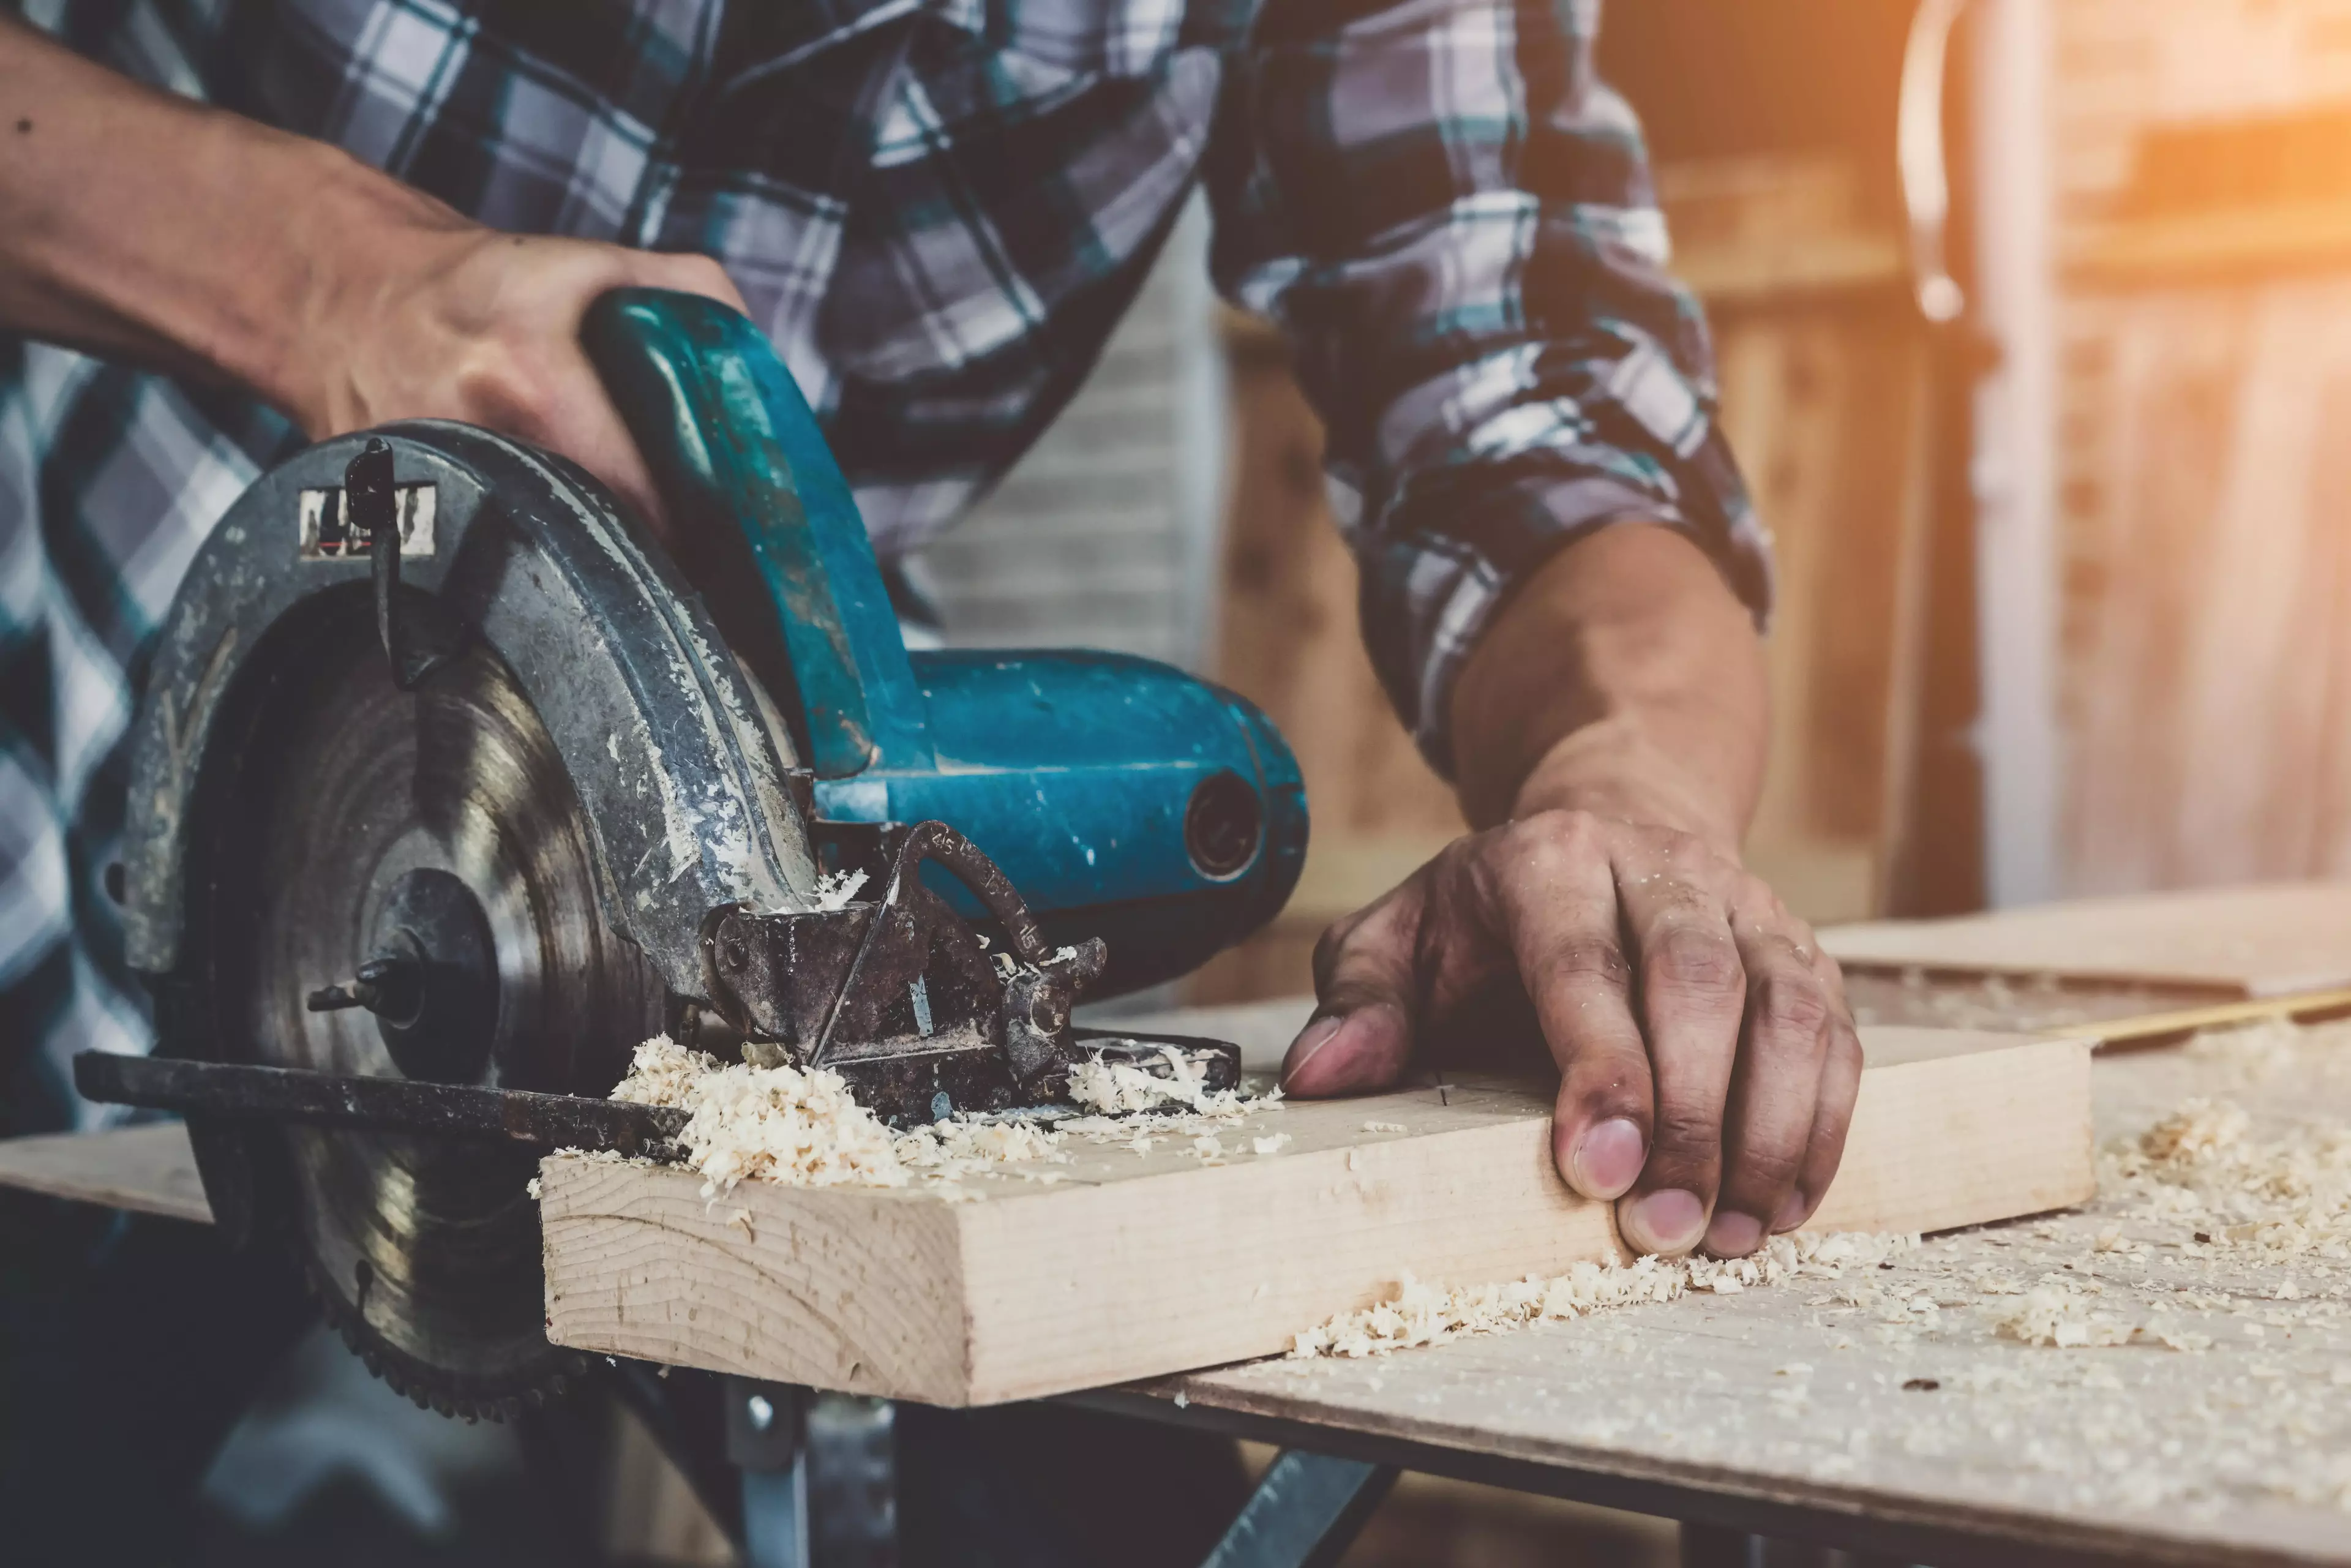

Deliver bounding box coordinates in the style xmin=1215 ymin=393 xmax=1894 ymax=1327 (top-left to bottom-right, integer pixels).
xmin=195 ymin=591 xmax=667 ymax=1424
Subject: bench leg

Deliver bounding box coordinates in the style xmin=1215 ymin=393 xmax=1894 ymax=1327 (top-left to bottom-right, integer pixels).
xmin=1199 ymin=1449 xmax=1398 ymax=1568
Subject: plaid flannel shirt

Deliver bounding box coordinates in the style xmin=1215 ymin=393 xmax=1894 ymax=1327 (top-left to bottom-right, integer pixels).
xmin=0 ymin=0 xmax=1768 ymax=1136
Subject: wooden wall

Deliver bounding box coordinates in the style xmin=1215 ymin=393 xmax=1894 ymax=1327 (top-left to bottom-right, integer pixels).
xmin=2045 ymin=0 xmax=2351 ymax=895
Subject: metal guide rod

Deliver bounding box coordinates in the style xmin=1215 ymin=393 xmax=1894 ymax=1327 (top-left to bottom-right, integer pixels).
xmin=71 ymin=1052 xmax=686 ymax=1156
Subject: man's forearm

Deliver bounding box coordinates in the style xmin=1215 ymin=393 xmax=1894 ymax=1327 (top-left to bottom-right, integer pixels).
xmin=1447 ymin=523 xmax=1769 ymax=850
xmin=0 ymin=17 xmax=449 ymax=415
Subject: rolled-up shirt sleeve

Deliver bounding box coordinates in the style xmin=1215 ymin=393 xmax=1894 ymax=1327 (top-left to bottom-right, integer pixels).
xmin=1203 ymin=0 xmax=1772 ymax=776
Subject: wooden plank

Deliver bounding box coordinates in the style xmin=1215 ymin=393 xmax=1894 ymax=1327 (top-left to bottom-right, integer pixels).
xmin=1823 ymin=880 xmax=2351 ymax=996
xmin=1103 ymin=1037 xmax=2351 ymax=1568
xmin=0 ymin=1122 xmax=211 ymax=1225
xmin=538 ymin=1027 xmax=2092 ymax=1407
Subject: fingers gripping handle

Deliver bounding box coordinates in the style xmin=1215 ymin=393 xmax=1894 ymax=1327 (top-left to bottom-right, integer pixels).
xmin=580 ymin=288 xmax=928 ymax=778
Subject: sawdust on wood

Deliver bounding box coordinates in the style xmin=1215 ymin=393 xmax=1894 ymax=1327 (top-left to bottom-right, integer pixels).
xmin=1249 ymin=1015 xmax=2351 ymax=1520
xmin=1065 ymin=1046 xmax=1253 ymax=1116
xmin=1289 ymin=1232 xmax=1920 ymax=1359
xmin=601 ymin=1035 xmax=1288 ymax=1201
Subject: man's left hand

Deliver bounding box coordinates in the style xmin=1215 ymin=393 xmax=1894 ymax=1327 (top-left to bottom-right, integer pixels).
xmin=1277 ymin=524 xmax=1861 ymax=1261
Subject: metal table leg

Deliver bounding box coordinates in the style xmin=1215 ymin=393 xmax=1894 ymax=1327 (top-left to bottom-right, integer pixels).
xmin=727 ymin=1380 xmax=900 ymax=1568
xmin=806 ymin=1394 xmax=896 ymax=1567
xmin=1199 ymin=1449 xmax=1398 ymax=1568
xmin=729 ymin=1380 xmax=809 ymax=1568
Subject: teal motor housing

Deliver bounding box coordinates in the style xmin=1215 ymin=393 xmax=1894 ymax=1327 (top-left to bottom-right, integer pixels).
xmin=584 ymin=290 xmax=1307 ymax=994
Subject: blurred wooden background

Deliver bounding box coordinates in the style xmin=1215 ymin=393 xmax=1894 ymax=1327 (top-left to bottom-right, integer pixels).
xmin=2050 ymin=0 xmax=2351 ymax=894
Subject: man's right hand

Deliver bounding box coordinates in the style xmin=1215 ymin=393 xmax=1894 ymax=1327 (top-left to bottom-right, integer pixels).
xmin=1 ymin=15 xmax=746 ymax=538
xmin=279 ymin=227 xmax=750 ymax=538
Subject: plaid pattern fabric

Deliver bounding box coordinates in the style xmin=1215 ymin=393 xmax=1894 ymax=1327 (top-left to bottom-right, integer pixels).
xmin=1 ymin=0 xmax=1766 ymax=1135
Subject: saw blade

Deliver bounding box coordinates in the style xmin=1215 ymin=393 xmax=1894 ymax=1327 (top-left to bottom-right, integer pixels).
xmin=210 ymin=615 xmax=664 ymax=1417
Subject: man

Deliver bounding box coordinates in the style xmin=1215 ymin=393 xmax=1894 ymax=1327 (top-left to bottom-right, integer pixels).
xmin=0 ymin=0 xmax=1856 ymax=1549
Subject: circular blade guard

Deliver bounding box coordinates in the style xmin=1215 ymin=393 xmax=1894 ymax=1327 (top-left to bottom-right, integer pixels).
xmin=125 ymin=423 xmax=820 ymax=1419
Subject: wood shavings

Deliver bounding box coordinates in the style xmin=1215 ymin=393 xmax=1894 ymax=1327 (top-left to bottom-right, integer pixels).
xmin=2104 ymin=1086 xmax=2351 ymax=1260
xmin=604 ymin=1035 xmax=1291 ymax=1201
xmin=895 ymin=1117 xmax=1070 ymax=1185
xmin=2186 ymin=1016 xmax=2304 ymax=1083
xmin=806 ymin=868 xmax=869 ymax=912
xmin=1288 ymin=1231 xmax=1919 ymax=1359
xmin=612 ymin=1035 xmax=1069 ymax=1199
xmin=612 ymin=1036 xmax=910 ymax=1198
xmin=1362 ymin=1121 xmax=1408 ymax=1133
xmin=1984 ymin=1280 xmax=2138 ymax=1348
xmin=1065 ymin=1046 xmax=1253 ymax=1116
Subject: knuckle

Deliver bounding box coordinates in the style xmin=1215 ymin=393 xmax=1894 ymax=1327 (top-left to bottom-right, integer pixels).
xmin=1727 ymin=1146 xmax=1804 ymax=1198
xmin=1309 ymin=892 xmax=1412 ymax=986
xmin=1308 ymin=917 xmax=1359 ymax=983
xmin=1644 ymin=923 xmax=1743 ymax=999
xmin=669 ymin=252 xmax=734 ymax=292
xmin=1507 ymin=808 xmax=1607 ymax=866
xmin=1749 ymin=965 xmax=1832 ymax=1042
xmin=1651 ymin=1103 xmax=1724 ymax=1161
xmin=1551 ymin=937 xmax=1632 ymax=992
xmin=454 ymin=345 xmax=553 ymax=428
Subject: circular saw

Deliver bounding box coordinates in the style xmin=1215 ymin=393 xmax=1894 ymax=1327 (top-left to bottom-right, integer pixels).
xmin=76 ymin=291 xmax=1306 ymax=1419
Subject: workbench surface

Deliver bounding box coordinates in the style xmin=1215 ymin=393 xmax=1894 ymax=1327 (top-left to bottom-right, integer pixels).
xmin=1087 ymin=1007 xmax=2351 ymax=1567
xmin=9 ymin=992 xmax=2351 ymax=1562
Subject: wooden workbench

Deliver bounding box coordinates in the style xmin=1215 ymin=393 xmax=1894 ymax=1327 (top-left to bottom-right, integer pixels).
xmin=1081 ymin=1001 xmax=2351 ymax=1567
xmin=9 ymin=987 xmax=2351 ymax=1563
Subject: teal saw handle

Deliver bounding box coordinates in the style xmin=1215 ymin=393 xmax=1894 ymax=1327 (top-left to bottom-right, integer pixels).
xmin=580 ymin=288 xmax=929 ymax=778
xmin=579 ymin=289 xmax=1308 ymax=994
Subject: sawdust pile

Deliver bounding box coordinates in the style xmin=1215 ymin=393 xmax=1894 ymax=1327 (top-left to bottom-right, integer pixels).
xmin=1065 ymin=1046 xmax=1250 ymax=1116
xmin=606 ymin=1036 xmax=1286 ymax=1200
xmin=1057 ymin=1049 xmax=1282 ymax=1162
xmin=1290 ymin=1231 xmax=1919 ymax=1359
xmin=612 ymin=1036 xmax=912 ymax=1196
xmin=2105 ymin=1088 xmax=2351 ymax=1260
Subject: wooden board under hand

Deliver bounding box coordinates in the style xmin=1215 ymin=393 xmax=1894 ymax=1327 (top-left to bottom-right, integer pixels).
xmin=1821 ymin=880 xmax=2351 ymax=997
xmin=539 ymin=1027 xmax=2094 ymax=1408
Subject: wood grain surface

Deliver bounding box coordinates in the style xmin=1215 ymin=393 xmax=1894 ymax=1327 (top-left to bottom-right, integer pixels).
xmin=538 ymin=1026 xmax=2091 ymax=1406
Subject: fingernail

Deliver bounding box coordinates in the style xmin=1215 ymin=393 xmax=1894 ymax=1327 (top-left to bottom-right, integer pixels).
xmin=1704 ymin=1210 xmax=1763 ymax=1258
xmin=1621 ymin=1188 xmax=1706 ymax=1255
xmin=1771 ymin=1188 xmax=1810 ymax=1233
xmin=1571 ymin=1117 xmax=1646 ymax=1199
xmin=1280 ymin=1015 xmax=1346 ymax=1087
